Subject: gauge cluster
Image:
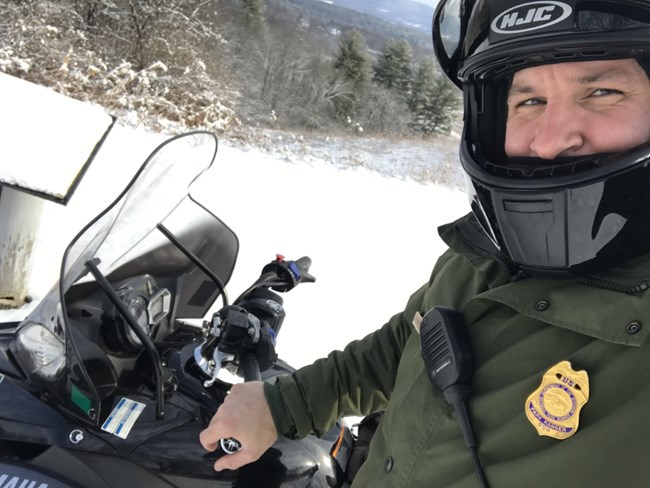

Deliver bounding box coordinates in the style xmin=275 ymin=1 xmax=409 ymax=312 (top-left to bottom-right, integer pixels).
xmin=101 ymin=274 xmax=171 ymax=353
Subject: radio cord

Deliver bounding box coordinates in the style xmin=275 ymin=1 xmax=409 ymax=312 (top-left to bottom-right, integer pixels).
xmin=443 ymin=385 xmax=490 ymax=488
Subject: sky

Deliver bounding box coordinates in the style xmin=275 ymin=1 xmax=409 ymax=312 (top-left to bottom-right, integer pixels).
xmin=413 ymin=0 xmax=439 ymax=7
xmin=0 ymin=75 xmax=469 ymax=373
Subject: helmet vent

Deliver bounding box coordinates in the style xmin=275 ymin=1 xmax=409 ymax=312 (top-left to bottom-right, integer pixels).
xmin=484 ymin=157 xmax=600 ymax=179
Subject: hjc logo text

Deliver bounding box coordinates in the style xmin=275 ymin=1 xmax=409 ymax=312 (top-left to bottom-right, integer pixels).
xmin=498 ymin=5 xmax=557 ymax=29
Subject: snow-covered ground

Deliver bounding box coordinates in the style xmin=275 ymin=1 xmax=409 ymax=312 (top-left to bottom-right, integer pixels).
xmin=0 ymin=76 xmax=469 ymax=371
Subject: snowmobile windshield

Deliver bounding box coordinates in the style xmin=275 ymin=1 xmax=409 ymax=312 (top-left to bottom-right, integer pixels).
xmin=14 ymin=131 xmax=239 ymax=423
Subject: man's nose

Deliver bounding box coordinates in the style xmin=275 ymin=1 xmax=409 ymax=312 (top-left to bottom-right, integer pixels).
xmin=529 ymin=102 xmax=586 ymax=159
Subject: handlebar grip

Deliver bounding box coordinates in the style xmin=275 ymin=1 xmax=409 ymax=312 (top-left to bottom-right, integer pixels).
xmin=295 ymin=256 xmax=312 ymax=271
xmin=242 ymin=353 xmax=261 ymax=382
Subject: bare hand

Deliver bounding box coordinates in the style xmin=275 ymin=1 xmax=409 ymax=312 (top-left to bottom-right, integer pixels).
xmin=199 ymin=381 xmax=278 ymax=471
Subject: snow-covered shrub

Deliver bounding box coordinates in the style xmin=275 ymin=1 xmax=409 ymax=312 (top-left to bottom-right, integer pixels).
xmin=0 ymin=1 xmax=238 ymax=134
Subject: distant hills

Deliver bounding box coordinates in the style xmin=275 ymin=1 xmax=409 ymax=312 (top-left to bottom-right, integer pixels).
xmin=273 ymin=0 xmax=436 ymax=57
xmin=317 ymin=0 xmax=435 ymax=33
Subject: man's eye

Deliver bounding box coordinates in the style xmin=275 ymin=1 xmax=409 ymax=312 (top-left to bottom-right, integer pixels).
xmin=517 ymin=97 xmax=545 ymax=107
xmin=591 ymin=88 xmax=622 ymax=97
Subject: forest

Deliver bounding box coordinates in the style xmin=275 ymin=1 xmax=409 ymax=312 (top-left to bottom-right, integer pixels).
xmin=0 ymin=0 xmax=461 ymax=138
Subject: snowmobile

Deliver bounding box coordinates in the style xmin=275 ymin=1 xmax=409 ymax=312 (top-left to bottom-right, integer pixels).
xmin=0 ymin=131 xmax=352 ymax=487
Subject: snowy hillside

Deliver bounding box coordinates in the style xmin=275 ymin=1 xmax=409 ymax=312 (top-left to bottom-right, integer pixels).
xmin=0 ymin=75 xmax=469 ymax=370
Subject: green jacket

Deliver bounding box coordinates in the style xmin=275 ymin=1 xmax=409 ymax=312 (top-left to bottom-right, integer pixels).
xmin=264 ymin=214 xmax=650 ymax=487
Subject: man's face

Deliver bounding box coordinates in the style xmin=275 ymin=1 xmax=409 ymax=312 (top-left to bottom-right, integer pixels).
xmin=505 ymin=59 xmax=650 ymax=159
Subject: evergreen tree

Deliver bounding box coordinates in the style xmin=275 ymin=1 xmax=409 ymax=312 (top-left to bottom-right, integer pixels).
xmin=331 ymin=29 xmax=372 ymax=118
xmin=373 ymin=39 xmax=413 ymax=93
xmin=240 ymin=0 xmax=266 ymax=29
xmin=409 ymin=59 xmax=461 ymax=134
xmin=333 ymin=29 xmax=371 ymax=89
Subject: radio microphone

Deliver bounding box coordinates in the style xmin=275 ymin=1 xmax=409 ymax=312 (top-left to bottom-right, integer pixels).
xmin=419 ymin=306 xmax=490 ymax=488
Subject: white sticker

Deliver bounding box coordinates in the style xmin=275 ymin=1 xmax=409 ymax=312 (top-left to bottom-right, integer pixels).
xmin=101 ymin=397 xmax=146 ymax=439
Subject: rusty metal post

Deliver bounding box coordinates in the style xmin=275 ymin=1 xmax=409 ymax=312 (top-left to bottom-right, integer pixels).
xmin=0 ymin=73 xmax=115 ymax=311
xmin=0 ymin=186 xmax=44 ymax=308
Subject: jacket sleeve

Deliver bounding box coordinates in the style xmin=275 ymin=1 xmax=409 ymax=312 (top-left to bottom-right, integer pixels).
xmin=264 ymin=282 xmax=428 ymax=440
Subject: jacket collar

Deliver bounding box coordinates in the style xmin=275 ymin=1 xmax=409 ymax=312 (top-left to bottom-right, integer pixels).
xmin=439 ymin=213 xmax=650 ymax=346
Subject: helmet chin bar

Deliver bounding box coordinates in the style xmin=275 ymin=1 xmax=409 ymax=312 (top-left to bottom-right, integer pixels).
xmin=469 ymin=180 xmax=614 ymax=276
xmin=464 ymin=156 xmax=650 ymax=277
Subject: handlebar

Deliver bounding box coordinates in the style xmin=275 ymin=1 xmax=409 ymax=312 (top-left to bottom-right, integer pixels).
xmin=234 ymin=255 xmax=315 ymax=301
xmin=197 ymin=255 xmax=316 ymax=456
xmin=199 ymin=255 xmax=316 ymax=382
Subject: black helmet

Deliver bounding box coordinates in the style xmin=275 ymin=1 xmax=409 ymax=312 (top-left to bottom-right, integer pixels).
xmin=432 ymin=0 xmax=650 ymax=276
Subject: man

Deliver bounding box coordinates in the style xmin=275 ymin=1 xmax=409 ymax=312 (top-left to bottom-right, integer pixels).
xmin=201 ymin=0 xmax=650 ymax=486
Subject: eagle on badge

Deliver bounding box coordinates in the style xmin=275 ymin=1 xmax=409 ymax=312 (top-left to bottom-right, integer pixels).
xmin=525 ymin=360 xmax=590 ymax=440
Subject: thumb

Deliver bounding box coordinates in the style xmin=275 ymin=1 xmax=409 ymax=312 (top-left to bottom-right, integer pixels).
xmin=199 ymin=426 xmax=219 ymax=452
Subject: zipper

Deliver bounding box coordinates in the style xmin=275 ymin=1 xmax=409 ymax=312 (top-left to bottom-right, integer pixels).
xmin=576 ymin=275 xmax=650 ymax=294
xmin=454 ymin=221 xmax=521 ymax=280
